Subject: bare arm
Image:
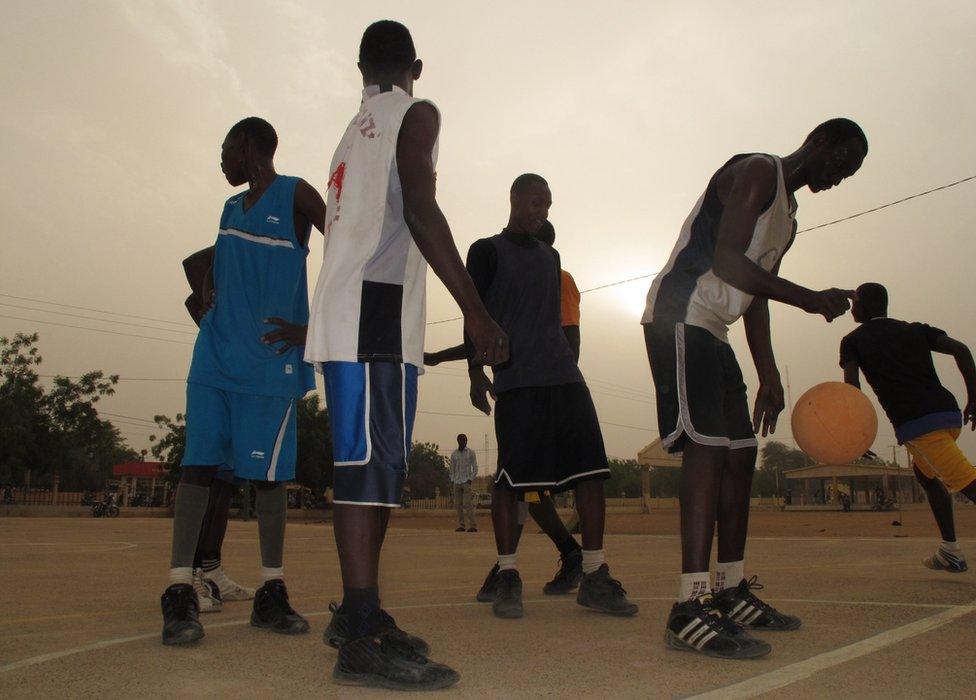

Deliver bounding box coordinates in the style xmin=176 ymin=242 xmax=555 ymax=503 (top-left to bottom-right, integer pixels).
xmin=424 ymin=343 xmax=467 ymax=366
xmin=294 ymin=179 xmax=326 ymax=245
xmin=933 ymin=335 xmax=976 ymax=429
xmin=712 ymin=156 xmax=852 ymax=322
xmin=743 ymin=294 xmax=783 ymax=436
xmin=397 ymin=102 xmax=508 ymax=365
xmin=842 ymin=360 xmax=861 ymax=388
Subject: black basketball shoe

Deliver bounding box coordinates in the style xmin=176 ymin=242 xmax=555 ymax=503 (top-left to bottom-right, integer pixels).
xmin=333 ymin=634 xmax=460 ymax=691
xmin=713 ymin=576 xmax=802 ymax=631
xmin=476 ymin=563 xmax=500 ymax=603
xmin=250 ymin=579 xmax=309 ymax=635
xmin=161 ymin=583 xmax=204 ymax=646
xmin=543 ymin=548 xmax=583 ymax=595
xmin=665 ymin=594 xmax=771 ymax=659
xmin=323 ymin=602 xmax=430 ymax=656
xmin=576 ymin=564 xmax=638 ymax=616
xmin=492 ymin=569 xmax=524 ymax=619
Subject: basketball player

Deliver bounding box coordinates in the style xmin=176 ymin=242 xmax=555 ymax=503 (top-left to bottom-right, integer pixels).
xmin=842 ymin=282 xmax=976 ymax=572
xmin=643 ymin=119 xmax=867 ymax=658
xmin=160 ymin=117 xmax=325 ymax=645
xmin=304 ymin=21 xmax=507 ymax=690
xmin=463 ymin=174 xmax=637 ymax=621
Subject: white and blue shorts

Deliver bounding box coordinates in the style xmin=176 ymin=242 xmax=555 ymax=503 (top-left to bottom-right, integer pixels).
xmin=182 ymin=382 xmax=297 ymax=482
xmin=322 ymin=361 xmax=418 ymax=508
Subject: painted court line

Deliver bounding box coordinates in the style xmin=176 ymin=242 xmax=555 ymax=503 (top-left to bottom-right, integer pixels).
xmin=687 ymin=600 xmax=976 ymax=699
xmin=0 ymin=596 xmax=961 ymax=675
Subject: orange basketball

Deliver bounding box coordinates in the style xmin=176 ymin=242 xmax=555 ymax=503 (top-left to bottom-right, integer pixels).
xmin=791 ymin=382 xmax=878 ymax=464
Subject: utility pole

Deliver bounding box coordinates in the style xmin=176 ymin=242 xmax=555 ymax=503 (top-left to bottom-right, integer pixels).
xmin=484 ymin=433 xmax=489 ymax=478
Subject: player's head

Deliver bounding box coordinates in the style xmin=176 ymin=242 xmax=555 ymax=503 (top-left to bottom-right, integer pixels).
xmin=221 ymin=117 xmax=277 ymax=186
xmin=509 ymin=173 xmax=551 ymax=235
xmin=536 ymin=220 xmax=556 ymax=246
xmin=801 ymin=118 xmax=868 ymax=193
xmin=358 ymin=21 xmax=422 ymax=91
xmin=457 ymin=433 xmax=467 ymax=449
xmin=852 ymin=282 xmax=887 ymax=323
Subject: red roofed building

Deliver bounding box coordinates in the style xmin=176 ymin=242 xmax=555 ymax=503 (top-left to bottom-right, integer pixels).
xmin=112 ymin=461 xmax=169 ymax=506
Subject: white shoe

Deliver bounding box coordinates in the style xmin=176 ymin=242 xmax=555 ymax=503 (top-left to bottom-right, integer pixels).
xmin=205 ymin=568 xmax=256 ymax=601
xmin=192 ymin=569 xmax=222 ymax=612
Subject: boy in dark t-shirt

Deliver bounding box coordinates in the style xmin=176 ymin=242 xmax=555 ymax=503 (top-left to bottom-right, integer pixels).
xmin=841 ymin=282 xmax=976 ymax=572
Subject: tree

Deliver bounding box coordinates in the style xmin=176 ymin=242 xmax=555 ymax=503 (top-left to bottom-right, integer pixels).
xmin=407 ymin=442 xmax=450 ymax=499
xmin=605 ymin=458 xmax=642 ymax=497
xmin=0 ymin=333 xmax=136 ymax=490
xmin=295 ymin=394 xmax=333 ymax=495
xmin=150 ymin=413 xmax=186 ymax=485
xmin=752 ymin=441 xmax=809 ymax=496
xmin=649 ymin=465 xmax=681 ymax=498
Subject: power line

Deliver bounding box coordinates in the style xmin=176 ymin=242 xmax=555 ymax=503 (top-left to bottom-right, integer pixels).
xmin=424 ymin=174 xmax=976 ymax=323
xmin=100 ymin=411 xmax=157 ymax=425
xmin=0 ymin=315 xmax=194 ymax=346
xmin=37 ymin=374 xmax=186 ymax=382
xmin=0 ymin=303 xmax=197 ymax=335
xmin=0 ymin=293 xmax=195 ymax=329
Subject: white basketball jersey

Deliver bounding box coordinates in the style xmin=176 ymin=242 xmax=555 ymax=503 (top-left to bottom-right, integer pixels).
xmin=642 ymin=155 xmax=797 ymax=342
xmin=305 ymin=85 xmax=439 ymax=370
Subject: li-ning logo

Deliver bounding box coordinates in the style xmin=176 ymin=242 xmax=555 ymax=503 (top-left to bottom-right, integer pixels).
xmin=251 ymin=450 xmax=265 ymax=459
xmin=266 ymin=216 xmax=280 ymax=225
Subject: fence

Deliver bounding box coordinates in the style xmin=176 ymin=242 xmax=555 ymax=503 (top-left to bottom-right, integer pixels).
xmin=1 ymin=489 xmax=100 ymax=507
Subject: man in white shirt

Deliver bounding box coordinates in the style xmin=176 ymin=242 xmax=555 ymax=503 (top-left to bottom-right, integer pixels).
xmin=449 ymin=434 xmax=478 ymax=532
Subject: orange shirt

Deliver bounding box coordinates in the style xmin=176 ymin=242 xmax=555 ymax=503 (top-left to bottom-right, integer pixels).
xmin=560 ymin=270 xmax=581 ymax=327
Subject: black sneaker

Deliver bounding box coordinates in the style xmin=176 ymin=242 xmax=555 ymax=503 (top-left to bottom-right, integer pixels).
xmin=323 ymin=602 xmax=431 ymax=656
xmin=665 ymin=594 xmax=771 ymax=659
xmin=543 ymin=548 xmax=583 ymax=595
xmin=476 ymin=563 xmax=500 ymax=603
xmin=161 ymin=583 xmax=204 ymax=646
xmin=250 ymin=579 xmax=309 ymax=635
xmin=455 ymin=526 xmax=466 ymax=532
xmin=492 ymin=569 xmax=523 ymax=619
xmin=713 ymin=576 xmax=802 ymax=631
xmin=576 ymin=564 xmax=638 ymax=616
xmin=467 ymin=527 xmax=478 ymax=533
xmin=333 ymin=634 xmax=460 ymax=691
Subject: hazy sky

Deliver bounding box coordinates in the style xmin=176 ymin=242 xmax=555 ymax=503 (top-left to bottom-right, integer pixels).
xmin=2 ymin=1 xmax=974 ymax=472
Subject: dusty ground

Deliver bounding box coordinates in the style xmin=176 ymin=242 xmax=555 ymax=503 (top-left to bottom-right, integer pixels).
xmin=1 ymin=511 xmax=974 ymax=698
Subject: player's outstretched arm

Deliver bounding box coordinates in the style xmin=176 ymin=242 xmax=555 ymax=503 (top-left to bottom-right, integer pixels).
xmin=424 ymin=343 xmax=467 ymax=366
xmin=933 ymin=335 xmax=976 ymax=429
xmin=712 ymin=156 xmax=853 ymax=322
xmin=396 ymin=102 xmax=508 ymax=366
xmin=744 ymin=296 xmax=784 ymax=436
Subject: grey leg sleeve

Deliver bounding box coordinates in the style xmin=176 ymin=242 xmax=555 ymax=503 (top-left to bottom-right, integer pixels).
xmin=170 ymin=482 xmax=212 ymax=569
xmin=255 ymin=482 xmax=287 ymax=569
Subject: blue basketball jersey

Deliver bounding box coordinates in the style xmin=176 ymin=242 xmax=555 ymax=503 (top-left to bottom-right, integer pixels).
xmin=188 ymin=175 xmax=316 ymax=398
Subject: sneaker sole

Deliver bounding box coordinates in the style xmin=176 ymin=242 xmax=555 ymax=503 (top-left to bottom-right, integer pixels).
xmin=576 ymin=599 xmax=639 ymax=616
xmin=665 ymin=629 xmax=770 ymax=659
xmin=250 ymin=616 xmax=310 ymax=635
xmin=332 ymin=668 xmax=460 ymax=691
xmin=162 ymin=626 xmax=204 ymax=646
xmin=743 ymin=619 xmax=802 ymax=632
xmin=198 ymin=605 xmax=222 ymax=614
xmin=923 ymin=558 xmax=967 ymax=573
xmin=217 ymin=591 xmax=256 ymax=601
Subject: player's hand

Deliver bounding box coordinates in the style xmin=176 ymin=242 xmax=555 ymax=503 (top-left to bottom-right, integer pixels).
xmin=965 ymin=397 xmax=976 ymax=431
xmin=802 ymin=288 xmax=855 ymax=322
xmin=465 ymin=311 xmax=509 ymax=366
xmin=262 ymin=318 xmax=307 ymax=354
xmin=469 ymin=368 xmax=496 ymax=415
xmin=753 ymin=377 xmax=785 ymax=437
xmin=424 ymin=352 xmax=441 ymax=367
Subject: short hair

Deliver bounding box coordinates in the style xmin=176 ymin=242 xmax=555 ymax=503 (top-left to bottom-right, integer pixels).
xmin=457 ymin=433 xmax=467 ymax=440
xmin=856 ymin=282 xmax=888 ymax=316
xmin=359 ymin=21 xmax=416 ymax=74
xmin=228 ymin=117 xmax=277 ymax=157
xmin=511 ymin=173 xmax=548 ymax=195
xmin=804 ymin=118 xmax=868 ymax=155
xmin=537 ymin=220 xmax=555 ymax=246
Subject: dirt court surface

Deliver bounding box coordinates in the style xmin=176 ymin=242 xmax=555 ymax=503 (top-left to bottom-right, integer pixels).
xmin=1 ymin=512 xmax=975 ymax=698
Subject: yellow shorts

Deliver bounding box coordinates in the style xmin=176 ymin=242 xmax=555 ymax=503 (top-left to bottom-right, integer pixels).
xmin=906 ymin=428 xmax=976 ymax=492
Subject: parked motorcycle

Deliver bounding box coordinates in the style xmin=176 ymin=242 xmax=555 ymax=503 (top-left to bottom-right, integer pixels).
xmin=91 ymin=500 xmax=120 ymax=518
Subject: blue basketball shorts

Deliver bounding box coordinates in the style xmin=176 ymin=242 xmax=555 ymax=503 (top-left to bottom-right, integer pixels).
xmin=322 ymin=361 xmax=418 ymax=508
xmin=182 ymin=382 xmax=297 ymax=482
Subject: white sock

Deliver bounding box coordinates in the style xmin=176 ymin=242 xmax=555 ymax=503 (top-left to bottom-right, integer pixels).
xmin=261 ymin=566 xmax=284 ymax=582
xmin=497 ymin=554 xmax=517 ymax=572
xmin=169 ymin=566 xmax=193 ymax=586
xmin=941 ymin=540 xmax=961 ymax=553
xmin=714 ymin=560 xmax=744 ymax=592
xmin=679 ymin=572 xmax=711 ymax=601
xmin=581 ymin=549 xmax=605 ymax=574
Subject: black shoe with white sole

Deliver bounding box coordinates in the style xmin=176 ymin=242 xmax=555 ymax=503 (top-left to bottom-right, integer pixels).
xmin=665 ymin=594 xmax=771 ymax=659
